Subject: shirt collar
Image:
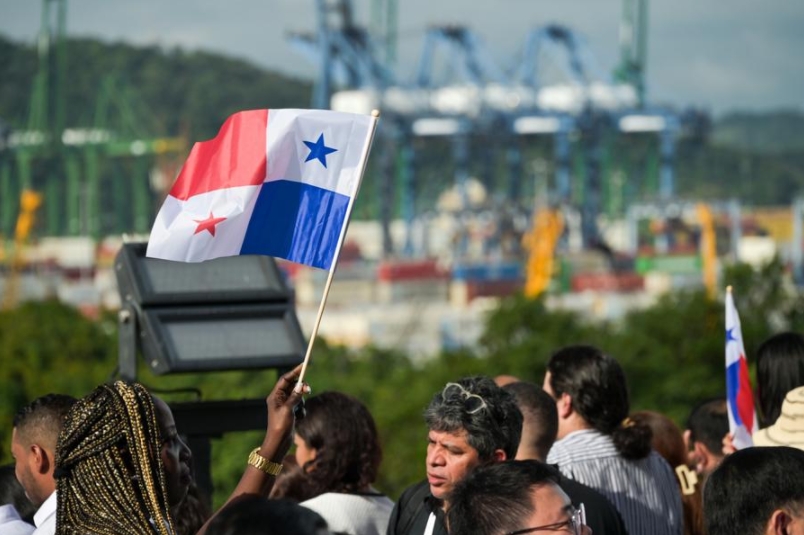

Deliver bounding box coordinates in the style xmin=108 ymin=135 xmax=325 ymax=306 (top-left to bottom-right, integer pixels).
xmin=557 ymin=428 xmax=601 ymax=442
xmin=34 ymin=491 xmax=57 ymax=528
xmin=0 ymin=504 xmax=24 ymax=523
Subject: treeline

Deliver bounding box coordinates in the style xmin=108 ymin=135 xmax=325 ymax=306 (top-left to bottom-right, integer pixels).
xmin=675 ymin=140 xmax=804 ymax=206
xmin=1 ymin=258 xmax=802 ymax=504
xmin=0 ymin=35 xmax=312 ymax=142
xmin=712 ymin=110 xmax=804 ymax=154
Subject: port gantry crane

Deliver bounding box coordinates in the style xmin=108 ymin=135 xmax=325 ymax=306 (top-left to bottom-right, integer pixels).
xmin=288 ymin=0 xmax=702 ymax=297
xmin=0 ymin=0 xmax=185 ymax=241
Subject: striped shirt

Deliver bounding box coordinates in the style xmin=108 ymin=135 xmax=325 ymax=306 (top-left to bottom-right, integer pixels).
xmin=547 ymin=429 xmax=682 ymax=535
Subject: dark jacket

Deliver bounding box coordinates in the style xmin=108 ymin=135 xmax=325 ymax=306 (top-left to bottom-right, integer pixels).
xmin=559 ymin=473 xmax=629 ymax=535
xmin=386 ymin=480 xmax=447 ymax=535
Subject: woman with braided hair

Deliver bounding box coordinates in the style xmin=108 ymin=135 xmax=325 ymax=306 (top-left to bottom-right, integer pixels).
xmin=54 ymin=381 xmax=186 ymax=534
xmin=54 ymin=366 xmax=309 ymax=535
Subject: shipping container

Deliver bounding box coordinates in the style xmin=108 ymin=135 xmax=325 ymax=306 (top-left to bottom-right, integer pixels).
xmin=570 ymin=272 xmax=644 ymax=293
xmin=452 ymin=261 xmax=522 ymax=282
xmin=377 ymin=259 xmax=448 ymax=282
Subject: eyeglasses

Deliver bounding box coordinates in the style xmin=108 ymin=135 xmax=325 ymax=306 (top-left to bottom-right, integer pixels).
xmin=506 ymin=503 xmax=586 ymax=535
xmin=442 ymin=382 xmax=488 ymax=414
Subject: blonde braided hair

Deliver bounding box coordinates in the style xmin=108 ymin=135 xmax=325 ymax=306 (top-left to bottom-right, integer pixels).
xmin=55 ymin=381 xmax=175 ymax=535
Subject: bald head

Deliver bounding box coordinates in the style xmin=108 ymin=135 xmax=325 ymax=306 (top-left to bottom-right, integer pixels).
xmin=494 ymin=375 xmax=522 ymax=387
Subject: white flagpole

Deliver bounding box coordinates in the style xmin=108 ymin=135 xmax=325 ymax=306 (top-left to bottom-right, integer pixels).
xmin=295 ymin=109 xmax=380 ymax=389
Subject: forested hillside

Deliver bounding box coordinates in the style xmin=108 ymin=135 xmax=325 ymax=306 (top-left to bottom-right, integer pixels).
xmin=2 ymin=34 xmax=804 ymax=207
xmin=712 ymin=110 xmax=804 ymax=154
xmin=0 ymin=34 xmax=312 ymax=141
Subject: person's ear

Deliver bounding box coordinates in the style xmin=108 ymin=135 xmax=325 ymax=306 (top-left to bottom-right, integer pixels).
xmin=491 ymin=449 xmax=507 ymax=462
xmin=557 ymin=392 xmax=573 ymax=419
xmin=768 ymin=509 xmax=791 ymax=535
xmin=31 ymin=444 xmax=52 ymax=475
xmin=692 ymin=441 xmax=707 ymax=473
xmin=697 ymin=441 xmax=726 ymax=475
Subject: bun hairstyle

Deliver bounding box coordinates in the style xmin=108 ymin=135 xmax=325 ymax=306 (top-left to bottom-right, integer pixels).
xmin=547 ymin=345 xmax=652 ymax=460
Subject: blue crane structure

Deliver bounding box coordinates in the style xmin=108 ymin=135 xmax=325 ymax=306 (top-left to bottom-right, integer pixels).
xmin=286 ymin=0 xmax=395 ymax=111
xmin=288 ymin=0 xmax=700 ymax=258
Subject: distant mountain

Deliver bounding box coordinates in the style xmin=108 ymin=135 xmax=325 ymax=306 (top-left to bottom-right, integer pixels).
xmin=712 ymin=110 xmax=804 ymax=154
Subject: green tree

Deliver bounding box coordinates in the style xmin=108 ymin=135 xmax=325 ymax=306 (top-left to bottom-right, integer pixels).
xmin=608 ymin=290 xmax=725 ymax=422
xmin=0 ymin=300 xmax=117 ymax=460
xmin=1 ymin=259 xmax=800 ymax=505
xmin=478 ymin=293 xmax=606 ymax=379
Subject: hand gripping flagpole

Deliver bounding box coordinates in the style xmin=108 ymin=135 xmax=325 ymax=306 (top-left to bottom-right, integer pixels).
xmin=295 ymin=110 xmax=380 ymax=390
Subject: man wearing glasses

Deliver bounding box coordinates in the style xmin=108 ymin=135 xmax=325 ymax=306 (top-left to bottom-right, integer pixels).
xmin=447 ymin=460 xmax=591 ymax=535
xmin=386 ymin=377 xmax=523 ymax=535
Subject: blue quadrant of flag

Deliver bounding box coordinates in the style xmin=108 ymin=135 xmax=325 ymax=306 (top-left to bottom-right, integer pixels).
xmin=240 ymin=179 xmax=350 ymax=270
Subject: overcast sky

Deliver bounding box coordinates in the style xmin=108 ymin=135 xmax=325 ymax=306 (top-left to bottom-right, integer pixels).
xmin=1 ymin=0 xmax=802 ymax=116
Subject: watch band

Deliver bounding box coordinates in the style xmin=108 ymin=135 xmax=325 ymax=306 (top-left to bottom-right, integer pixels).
xmin=248 ymin=447 xmax=284 ymax=476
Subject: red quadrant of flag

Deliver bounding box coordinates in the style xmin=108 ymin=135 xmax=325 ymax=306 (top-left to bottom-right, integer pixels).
xmin=736 ymin=356 xmax=755 ymax=430
xmin=169 ymin=110 xmax=268 ymax=201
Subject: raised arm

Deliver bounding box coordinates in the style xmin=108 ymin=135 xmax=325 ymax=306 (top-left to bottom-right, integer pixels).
xmin=196 ymin=365 xmax=309 ymax=534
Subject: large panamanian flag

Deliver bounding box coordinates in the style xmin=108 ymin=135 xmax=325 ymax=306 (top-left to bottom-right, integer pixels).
xmin=146 ymin=109 xmax=375 ymax=269
xmin=725 ymin=288 xmax=758 ymax=450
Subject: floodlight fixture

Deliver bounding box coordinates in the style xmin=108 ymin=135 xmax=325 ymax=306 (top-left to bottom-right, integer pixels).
xmin=115 ymin=242 xmax=306 ymax=379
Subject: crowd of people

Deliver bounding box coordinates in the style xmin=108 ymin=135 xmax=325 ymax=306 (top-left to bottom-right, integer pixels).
xmin=2 ymin=332 xmax=804 ymax=535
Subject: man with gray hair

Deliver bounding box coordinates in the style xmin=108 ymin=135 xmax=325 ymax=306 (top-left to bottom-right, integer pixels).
xmin=386 ymin=376 xmax=523 ymax=535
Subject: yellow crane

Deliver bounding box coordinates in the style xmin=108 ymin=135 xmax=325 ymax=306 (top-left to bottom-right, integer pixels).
xmin=696 ymin=203 xmax=717 ymax=299
xmin=2 ymin=190 xmax=43 ymax=310
xmin=523 ymin=208 xmax=564 ymax=298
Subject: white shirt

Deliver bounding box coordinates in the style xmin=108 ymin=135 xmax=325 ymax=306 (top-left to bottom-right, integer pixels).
xmin=301 ymin=492 xmax=394 ymax=535
xmin=0 ymin=504 xmax=35 ymax=535
xmin=32 ymin=492 xmax=57 ymax=535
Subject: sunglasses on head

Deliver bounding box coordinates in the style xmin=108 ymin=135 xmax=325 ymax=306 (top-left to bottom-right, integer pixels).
xmin=442 ymin=382 xmax=488 ymax=414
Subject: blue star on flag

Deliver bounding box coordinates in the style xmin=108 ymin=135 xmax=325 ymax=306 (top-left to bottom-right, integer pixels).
xmin=303 ymin=133 xmax=338 ymax=168
xmin=726 ymin=327 xmax=739 ymax=343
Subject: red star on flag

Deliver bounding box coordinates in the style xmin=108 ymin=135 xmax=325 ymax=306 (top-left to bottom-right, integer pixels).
xmin=193 ymin=212 xmax=227 ymax=236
